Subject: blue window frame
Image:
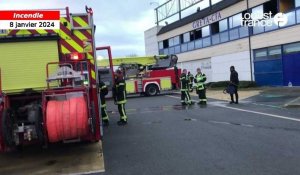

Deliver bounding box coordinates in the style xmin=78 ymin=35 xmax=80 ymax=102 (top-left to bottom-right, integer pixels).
xmin=163 ymin=48 xmax=169 ymax=55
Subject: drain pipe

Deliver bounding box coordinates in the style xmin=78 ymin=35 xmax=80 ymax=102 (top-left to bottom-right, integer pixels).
xmin=246 ymin=0 xmax=254 ymax=82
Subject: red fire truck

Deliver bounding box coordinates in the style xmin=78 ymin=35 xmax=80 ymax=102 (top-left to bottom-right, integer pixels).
xmin=0 ymin=7 xmax=108 ymax=152
xmin=98 ymin=55 xmax=181 ymax=96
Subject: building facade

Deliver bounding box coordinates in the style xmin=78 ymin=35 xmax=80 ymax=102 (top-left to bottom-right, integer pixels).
xmin=145 ymin=0 xmax=300 ymax=86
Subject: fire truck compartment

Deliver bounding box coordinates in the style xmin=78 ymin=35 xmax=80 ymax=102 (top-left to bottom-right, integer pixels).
xmin=0 ymin=40 xmax=59 ymax=94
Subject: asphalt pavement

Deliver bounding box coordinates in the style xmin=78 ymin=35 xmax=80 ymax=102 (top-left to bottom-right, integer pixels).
xmin=97 ymin=93 xmax=300 ymax=175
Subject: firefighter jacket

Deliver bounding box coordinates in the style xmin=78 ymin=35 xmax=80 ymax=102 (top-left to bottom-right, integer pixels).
xmin=99 ymin=81 xmax=108 ymax=107
xmin=194 ymin=73 xmax=207 ymax=90
xmin=188 ymin=73 xmax=194 ymax=85
xmin=180 ymin=73 xmax=189 ymax=91
xmin=113 ymin=79 xmax=127 ymax=104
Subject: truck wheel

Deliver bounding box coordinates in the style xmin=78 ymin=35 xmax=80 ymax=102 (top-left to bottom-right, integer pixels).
xmin=145 ymin=84 xmax=159 ymax=96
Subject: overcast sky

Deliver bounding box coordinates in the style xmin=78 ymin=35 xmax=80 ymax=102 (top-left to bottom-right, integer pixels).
xmin=0 ymin=0 xmax=164 ymax=57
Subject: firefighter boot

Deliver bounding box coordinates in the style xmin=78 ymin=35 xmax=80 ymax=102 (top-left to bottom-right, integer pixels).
xmin=117 ymin=120 xmax=127 ymax=126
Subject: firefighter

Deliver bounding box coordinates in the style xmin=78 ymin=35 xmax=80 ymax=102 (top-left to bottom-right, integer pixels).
xmin=188 ymin=71 xmax=194 ymax=92
xmin=180 ymin=69 xmax=193 ymax=105
xmin=99 ymin=80 xmax=109 ymax=126
xmin=194 ymin=68 xmax=207 ymax=105
xmin=113 ymin=70 xmax=128 ymax=125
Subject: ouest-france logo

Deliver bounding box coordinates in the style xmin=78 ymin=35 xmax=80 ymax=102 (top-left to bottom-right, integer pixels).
xmin=241 ymin=12 xmax=288 ymax=27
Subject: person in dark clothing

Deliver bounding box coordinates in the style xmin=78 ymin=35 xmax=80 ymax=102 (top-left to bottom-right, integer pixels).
xmin=229 ymin=66 xmax=239 ymax=104
xmin=113 ymin=70 xmax=128 ymax=125
xmin=194 ymin=68 xmax=207 ymax=105
xmin=99 ymin=80 xmax=109 ymax=126
xmin=188 ymin=72 xmax=194 ymax=92
xmin=180 ymin=69 xmax=193 ymax=105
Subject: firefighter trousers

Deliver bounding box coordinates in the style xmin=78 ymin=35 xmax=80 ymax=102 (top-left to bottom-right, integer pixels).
xmin=101 ymin=106 xmax=109 ymax=121
xmin=118 ymin=103 xmax=127 ymax=121
xmin=198 ymin=89 xmax=207 ymax=104
xmin=181 ymin=90 xmax=192 ymax=104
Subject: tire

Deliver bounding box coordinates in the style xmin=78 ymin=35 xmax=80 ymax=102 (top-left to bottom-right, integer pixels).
xmin=145 ymin=84 xmax=159 ymax=96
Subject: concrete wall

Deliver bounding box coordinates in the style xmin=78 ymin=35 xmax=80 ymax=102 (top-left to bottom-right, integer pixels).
xmin=144 ymin=26 xmax=163 ymax=56
xmin=179 ymin=58 xmax=212 ymax=82
xmin=211 ymin=51 xmax=251 ymax=82
xmin=251 ymin=25 xmax=300 ymax=49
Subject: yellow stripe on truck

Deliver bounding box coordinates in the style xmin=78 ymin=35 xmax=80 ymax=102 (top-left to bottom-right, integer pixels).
xmin=73 ymin=16 xmax=89 ymax=28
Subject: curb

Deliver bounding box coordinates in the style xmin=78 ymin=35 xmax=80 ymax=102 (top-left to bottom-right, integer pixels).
xmin=284 ymin=97 xmax=300 ymax=108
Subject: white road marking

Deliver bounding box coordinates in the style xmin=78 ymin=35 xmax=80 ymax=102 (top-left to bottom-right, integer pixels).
xmin=166 ymin=95 xmax=300 ymax=122
xmin=209 ymin=121 xmax=231 ymax=125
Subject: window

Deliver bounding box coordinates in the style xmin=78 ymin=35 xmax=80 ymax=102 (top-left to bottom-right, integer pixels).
xmin=253 ymin=23 xmax=264 ymax=34
xmin=169 ymin=47 xmax=175 ymax=54
xmin=164 ymin=48 xmax=169 ymax=55
xmin=284 ymin=11 xmax=296 ymax=26
xmin=220 ymin=31 xmax=229 ymax=42
xmin=283 ymin=42 xmax=300 ymax=54
xmin=239 ymin=26 xmax=249 ymax=38
xmin=158 ymin=42 xmax=164 ymax=49
xmin=168 ymin=38 xmax=174 ymax=47
xmin=163 ymin=40 xmax=169 ymax=48
xmin=212 ymin=34 xmax=220 ymax=45
xmin=211 ymin=0 xmax=222 ymax=5
xmin=195 ymin=39 xmax=203 ymax=49
xmin=188 ymin=42 xmax=195 ymax=50
xmin=297 ymin=0 xmax=300 ymax=7
xmin=265 ymin=17 xmax=278 ymax=31
xmin=279 ymin=0 xmax=295 ymax=12
xmin=203 ymin=37 xmax=211 ymax=47
xmin=190 ymin=31 xmax=195 ymax=41
xmin=199 ymin=0 xmax=210 ymax=10
xmin=265 ymin=0 xmax=278 ymax=15
xmin=175 ymin=45 xmax=181 ymax=54
xmin=268 ymin=46 xmax=282 ymax=59
xmin=194 ymin=29 xmax=202 ymax=40
xmin=251 ymin=5 xmax=264 ymax=20
xmin=183 ymin=33 xmax=190 ymax=43
xmin=174 ymin=36 xmax=180 ymax=46
xmin=229 ymin=28 xmax=239 ymax=40
xmin=229 ymin=13 xmax=242 ymax=28
xmin=181 ymin=43 xmax=188 ymax=52
xmin=211 ymin=22 xmax=220 ymax=35
xmin=219 ymin=19 xmax=228 ymax=32
xmin=202 ymin=25 xmax=210 ymax=37
xmin=254 ymin=48 xmax=268 ymax=61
